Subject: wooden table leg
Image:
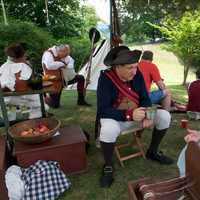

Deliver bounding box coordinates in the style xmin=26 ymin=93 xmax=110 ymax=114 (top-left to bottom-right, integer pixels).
xmin=39 ymin=93 xmax=46 ymax=117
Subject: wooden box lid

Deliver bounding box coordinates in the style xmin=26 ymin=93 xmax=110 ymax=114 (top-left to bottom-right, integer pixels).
xmin=14 ymin=125 xmax=87 ymax=154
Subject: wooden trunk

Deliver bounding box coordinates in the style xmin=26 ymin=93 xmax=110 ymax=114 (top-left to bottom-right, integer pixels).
xmin=128 ymin=142 xmax=200 ymax=200
xmin=14 ymin=125 xmax=87 ymax=174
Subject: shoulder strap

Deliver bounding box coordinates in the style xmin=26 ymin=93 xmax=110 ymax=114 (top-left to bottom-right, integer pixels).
xmin=105 ymin=70 xmax=139 ymax=105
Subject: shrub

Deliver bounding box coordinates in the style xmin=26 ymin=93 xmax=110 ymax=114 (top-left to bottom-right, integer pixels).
xmin=150 ymin=8 xmax=200 ymax=84
xmin=0 ymin=20 xmax=55 ymax=71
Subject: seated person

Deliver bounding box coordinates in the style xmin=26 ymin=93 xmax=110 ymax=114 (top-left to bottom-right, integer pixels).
xmin=0 ymin=43 xmax=32 ymax=91
xmin=97 ymin=46 xmax=173 ymax=188
xmin=0 ymin=43 xmax=43 ymax=119
xmin=139 ymin=51 xmax=171 ymax=111
xmin=177 ymin=129 xmax=200 ymax=177
xmin=187 ymin=68 xmax=200 ymax=113
xmin=42 ymin=44 xmax=90 ymax=108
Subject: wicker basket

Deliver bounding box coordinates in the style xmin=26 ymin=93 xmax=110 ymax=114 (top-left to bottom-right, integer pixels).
xmin=8 ymin=118 xmax=61 ymax=144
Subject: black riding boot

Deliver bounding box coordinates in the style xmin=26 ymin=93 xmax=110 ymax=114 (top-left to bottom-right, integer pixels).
xmin=77 ymin=92 xmax=91 ymax=106
xmin=146 ymin=128 xmax=174 ymax=165
xmin=100 ymin=141 xmax=115 ymax=188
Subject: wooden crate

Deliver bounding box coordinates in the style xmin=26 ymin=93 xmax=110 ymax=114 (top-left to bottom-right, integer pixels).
xmin=0 ymin=136 xmax=8 ymax=200
xmin=128 ymin=178 xmax=151 ymax=200
xmin=14 ymin=125 xmax=87 ymax=174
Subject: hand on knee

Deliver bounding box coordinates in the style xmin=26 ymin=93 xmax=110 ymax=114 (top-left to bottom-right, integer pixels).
xmin=163 ymin=89 xmax=171 ymax=97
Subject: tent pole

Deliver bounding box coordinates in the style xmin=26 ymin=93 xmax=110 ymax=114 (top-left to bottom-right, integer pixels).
xmin=1 ymin=0 xmax=8 ymax=25
xmin=110 ymin=0 xmax=113 ymax=48
xmin=45 ymin=0 xmax=50 ymax=24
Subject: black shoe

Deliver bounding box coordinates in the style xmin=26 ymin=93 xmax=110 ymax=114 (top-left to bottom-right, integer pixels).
xmin=146 ymin=150 xmax=174 ymax=165
xmin=100 ymin=165 xmax=114 ymax=188
xmin=77 ymin=100 xmax=91 ymax=106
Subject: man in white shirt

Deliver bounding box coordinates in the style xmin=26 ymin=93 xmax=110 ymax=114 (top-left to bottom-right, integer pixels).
xmin=42 ymin=44 xmax=90 ymax=108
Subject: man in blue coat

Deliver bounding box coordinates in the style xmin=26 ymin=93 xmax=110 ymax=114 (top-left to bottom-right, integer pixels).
xmin=97 ymin=46 xmax=173 ymax=188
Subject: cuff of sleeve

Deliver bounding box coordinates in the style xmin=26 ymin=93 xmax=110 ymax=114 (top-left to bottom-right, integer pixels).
xmin=125 ymin=109 xmax=133 ymax=121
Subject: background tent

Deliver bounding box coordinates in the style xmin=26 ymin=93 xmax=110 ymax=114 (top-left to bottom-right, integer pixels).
xmin=68 ymin=39 xmax=110 ymax=90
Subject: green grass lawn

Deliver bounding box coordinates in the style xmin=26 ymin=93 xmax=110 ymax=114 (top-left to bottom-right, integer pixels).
xmin=2 ymin=43 xmax=199 ymax=200
xmin=52 ymin=43 xmax=199 ymax=199
xmin=54 ymin=90 xmax=200 ymax=200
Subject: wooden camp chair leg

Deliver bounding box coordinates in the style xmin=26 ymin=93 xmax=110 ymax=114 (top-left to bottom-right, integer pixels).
xmin=134 ymin=131 xmax=146 ymax=159
xmin=114 ymin=129 xmax=145 ymax=167
xmin=114 ymin=146 xmax=125 ymax=167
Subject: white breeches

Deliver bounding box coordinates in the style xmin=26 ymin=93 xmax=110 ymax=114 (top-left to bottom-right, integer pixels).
xmin=100 ymin=109 xmax=171 ymax=143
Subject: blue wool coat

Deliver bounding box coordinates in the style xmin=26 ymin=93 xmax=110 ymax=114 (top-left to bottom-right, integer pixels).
xmin=97 ymin=69 xmax=152 ymax=121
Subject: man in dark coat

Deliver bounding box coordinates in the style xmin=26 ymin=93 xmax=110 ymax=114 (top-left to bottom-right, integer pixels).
xmin=97 ymin=46 xmax=173 ymax=188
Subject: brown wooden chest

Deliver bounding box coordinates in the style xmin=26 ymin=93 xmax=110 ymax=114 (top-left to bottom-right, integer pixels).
xmin=14 ymin=125 xmax=87 ymax=174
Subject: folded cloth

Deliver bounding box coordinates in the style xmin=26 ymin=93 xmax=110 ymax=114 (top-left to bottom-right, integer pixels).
xmin=22 ymin=160 xmax=71 ymax=200
xmin=5 ymin=165 xmax=25 ymax=200
xmin=0 ymin=60 xmax=32 ymax=91
xmin=177 ymin=145 xmax=187 ymax=177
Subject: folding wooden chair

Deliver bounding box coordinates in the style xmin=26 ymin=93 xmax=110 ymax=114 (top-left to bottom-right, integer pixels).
xmin=114 ymin=127 xmax=145 ymax=167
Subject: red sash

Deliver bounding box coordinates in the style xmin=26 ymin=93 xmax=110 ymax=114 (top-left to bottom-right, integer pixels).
xmin=105 ymin=70 xmax=139 ymax=106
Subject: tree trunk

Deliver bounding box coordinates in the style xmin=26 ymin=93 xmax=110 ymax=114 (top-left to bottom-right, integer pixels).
xmin=182 ymin=64 xmax=190 ymax=85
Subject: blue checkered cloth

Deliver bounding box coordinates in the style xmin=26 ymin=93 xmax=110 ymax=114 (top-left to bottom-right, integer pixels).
xmin=22 ymin=160 xmax=71 ymax=200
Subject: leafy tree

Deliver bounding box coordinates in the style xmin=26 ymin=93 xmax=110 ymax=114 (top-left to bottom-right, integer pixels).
xmin=119 ymin=0 xmax=200 ymax=42
xmin=150 ymin=9 xmax=200 ymax=84
xmin=81 ymin=5 xmax=101 ymax=32
xmin=5 ymin=0 xmax=84 ymax=38
xmin=0 ymin=20 xmax=55 ymax=68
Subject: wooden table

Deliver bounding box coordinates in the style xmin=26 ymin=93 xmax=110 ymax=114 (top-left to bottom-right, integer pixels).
xmin=14 ymin=125 xmax=88 ymax=174
xmin=0 ymin=85 xmax=56 ymax=149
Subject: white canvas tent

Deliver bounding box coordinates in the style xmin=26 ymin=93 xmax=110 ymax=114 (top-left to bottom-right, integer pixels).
xmin=68 ymin=39 xmax=110 ymax=90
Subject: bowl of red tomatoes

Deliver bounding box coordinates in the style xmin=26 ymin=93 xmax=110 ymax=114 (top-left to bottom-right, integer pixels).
xmin=8 ymin=118 xmax=61 ymax=144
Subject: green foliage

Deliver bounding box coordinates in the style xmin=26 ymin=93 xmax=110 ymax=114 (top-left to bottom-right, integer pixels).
xmin=4 ymin=0 xmax=100 ymax=39
xmin=5 ymin=0 xmax=84 ymax=38
xmin=150 ymin=8 xmax=200 ymax=84
xmin=81 ymin=5 xmax=101 ymax=32
xmin=119 ymin=0 xmax=200 ymax=43
xmin=58 ymin=37 xmax=90 ymax=71
xmin=0 ymin=1 xmax=99 ymax=74
xmin=0 ymin=20 xmax=55 ymax=68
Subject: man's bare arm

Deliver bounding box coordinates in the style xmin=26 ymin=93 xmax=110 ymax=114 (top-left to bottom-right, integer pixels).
xmin=156 ymin=80 xmax=166 ymax=90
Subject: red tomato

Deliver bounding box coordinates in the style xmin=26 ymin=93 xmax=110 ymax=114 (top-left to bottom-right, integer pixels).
xmin=39 ymin=126 xmax=49 ymax=133
xmin=21 ymin=131 xmax=29 ymax=136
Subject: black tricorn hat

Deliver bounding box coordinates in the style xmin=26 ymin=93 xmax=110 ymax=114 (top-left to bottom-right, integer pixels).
xmin=89 ymin=27 xmax=101 ymax=44
xmin=104 ymin=46 xmax=142 ymax=66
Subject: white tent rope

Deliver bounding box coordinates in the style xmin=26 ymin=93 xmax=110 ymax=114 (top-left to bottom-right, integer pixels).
xmin=45 ymin=0 xmax=50 ymax=24
xmin=1 ymin=0 xmax=8 ymax=25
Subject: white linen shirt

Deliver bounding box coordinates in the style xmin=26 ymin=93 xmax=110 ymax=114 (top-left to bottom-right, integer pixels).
xmin=42 ymin=46 xmax=77 ymax=82
xmin=0 ymin=60 xmax=32 ymax=91
xmin=42 ymin=46 xmax=71 ymax=70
